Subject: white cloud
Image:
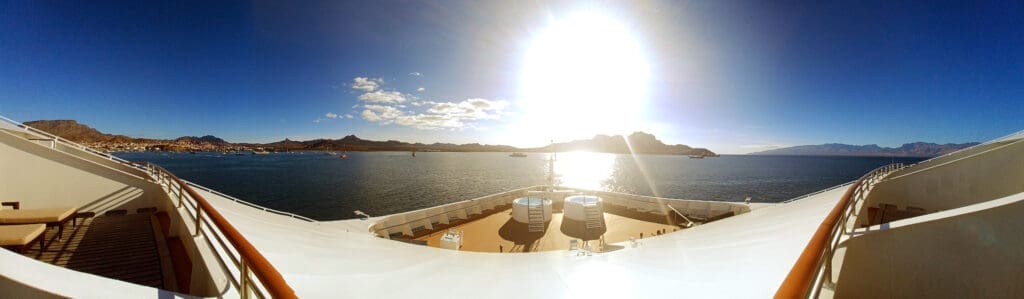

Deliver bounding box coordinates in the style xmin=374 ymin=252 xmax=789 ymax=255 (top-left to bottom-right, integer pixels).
xmin=325 ymin=112 xmax=338 ymax=119
xmin=395 ymin=114 xmax=464 ymax=130
xmin=379 ymin=98 xmax=508 ymax=130
xmin=358 ymin=90 xmax=407 ymax=104
xmin=364 ymin=104 xmax=404 ymax=118
xmin=351 ymin=77 xmax=381 ymax=92
xmin=427 ymin=98 xmax=507 ymax=121
xmin=360 ymin=104 xmax=406 ymax=125
xmin=361 ymin=110 xmax=382 ymax=122
xmin=313 ymin=118 xmax=323 ymax=124
xmin=349 ymin=74 xmax=506 ymax=130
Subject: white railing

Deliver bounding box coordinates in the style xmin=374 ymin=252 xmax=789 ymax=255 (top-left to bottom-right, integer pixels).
xmin=936 ymin=128 xmax=1024 ymax=159
xmin=0 ymin=114 xmax=300 ymax=298
xmin=780 ymin=128 xmax=1024 ymax=206
xmin=0 ymin=114 xmax=313 ymax=222
xmin=592 ymin=189 xmax=750 ymax=215
xmin=0 ymin=115 xmax=138 ymax=166
xmin=371 ymin=186 xmax=540 ymax=237
xmin=782 ymin=182 xmax=857 ymax=204
xmin=147 ymin=163 xmax=297 ymax=299
xmin=184 ymin=181 xmax=317 ymax=222
xmin=0 ymin=116 xmax=154 ymax=182
xmin=371 ymin=185 xmax=752 ymax=238
xmin=778 ymin=163 xmax=905 ymax=298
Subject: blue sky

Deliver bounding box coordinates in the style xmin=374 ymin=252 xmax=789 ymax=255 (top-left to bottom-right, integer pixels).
xmin=1 ymin=1 xmax=1022 ymax=154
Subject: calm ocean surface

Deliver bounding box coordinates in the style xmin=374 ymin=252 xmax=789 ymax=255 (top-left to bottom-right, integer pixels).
xmin=115 ymin=151 xmax=925 ymax=220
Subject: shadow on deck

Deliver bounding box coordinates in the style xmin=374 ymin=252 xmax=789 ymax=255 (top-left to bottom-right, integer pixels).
xmin=21 ymin=213 xmax=164 ymax=288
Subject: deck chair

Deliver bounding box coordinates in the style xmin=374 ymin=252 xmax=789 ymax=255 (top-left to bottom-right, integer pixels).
xmin=0 ymin=224 xmax=46 ymax=253
xmin=0 ymin=205 xmax=78 ymax=240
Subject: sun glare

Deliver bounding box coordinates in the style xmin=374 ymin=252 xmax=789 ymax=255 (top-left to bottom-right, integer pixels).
xmin=516 ymin=12 xmax=650 ymax=144
xmin=555 ymin=151 xmax=616 ymax=190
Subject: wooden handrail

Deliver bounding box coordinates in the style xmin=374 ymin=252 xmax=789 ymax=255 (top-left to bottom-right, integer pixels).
xmin=774 ymin=180 xmax=861 ymax=298
xmin=153 ymin=164 xmax=298 ymax=299
xmin=774 ymin=164 xmax=893 ymax=298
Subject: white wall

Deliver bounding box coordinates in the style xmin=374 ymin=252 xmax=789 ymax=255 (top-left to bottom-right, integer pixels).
xmin=836 ymin=194 xmax=1024 ymax=297
xmin=865 ymin=138 xmax=1024 ymax=213
xmin=0 ymin=131 xmax=168 ymax=214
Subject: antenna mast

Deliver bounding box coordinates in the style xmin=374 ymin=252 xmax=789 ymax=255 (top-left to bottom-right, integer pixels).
xmin=547 ymin=139 xmax=556 ymax=189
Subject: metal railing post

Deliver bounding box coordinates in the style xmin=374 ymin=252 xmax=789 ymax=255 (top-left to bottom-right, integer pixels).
xmin=194 ymin=197 xmax=203 ymax=236
xmin=240 ymin=258 xmax=252 ymax=299
xmin=177 ymin=183 xmax=184 ymax=208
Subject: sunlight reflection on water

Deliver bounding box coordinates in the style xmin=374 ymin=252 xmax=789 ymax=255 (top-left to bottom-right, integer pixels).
xmin=554 ymin=151 xmax=616 ymax=190
xmin=117 ymin=151 xmax=925 ymax=220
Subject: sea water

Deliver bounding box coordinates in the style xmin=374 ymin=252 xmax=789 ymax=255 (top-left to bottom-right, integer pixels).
xmin=115 ymin=151 xmax=925 ymax=220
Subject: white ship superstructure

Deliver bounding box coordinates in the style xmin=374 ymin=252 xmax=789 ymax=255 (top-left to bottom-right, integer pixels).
xmin=1 ymin=114 xmax=1022 ymax=298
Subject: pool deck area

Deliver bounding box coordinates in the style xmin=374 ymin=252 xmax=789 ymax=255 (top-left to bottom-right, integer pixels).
xmin=413 ymin=207 xmax=682 ymax=253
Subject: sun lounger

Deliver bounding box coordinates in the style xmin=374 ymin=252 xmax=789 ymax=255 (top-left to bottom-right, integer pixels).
xmin=0 ymin=224 xmax=46 ymax=253
xmin=0 ymin=206 xmax=78 ymax=239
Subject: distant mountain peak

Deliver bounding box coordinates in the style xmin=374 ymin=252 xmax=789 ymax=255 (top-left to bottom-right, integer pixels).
xmin=21 ymin=119 xmax=716 ymax=156
xmin=24 ymin=119 xmax=114 ymax=143
xmin=174 ymin=135 xmax=227 ymax=145
xmin=538 ymin=132 xmax=715 ymax=156
xmin=749 ymin=142 xmax=979 ymax=157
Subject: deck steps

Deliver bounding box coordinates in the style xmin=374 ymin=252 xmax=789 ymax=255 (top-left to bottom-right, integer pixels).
xmin=584 ymin=204 xmax=604 ymax=229
xmin=527 ymin=200 xmax=545 ymax=232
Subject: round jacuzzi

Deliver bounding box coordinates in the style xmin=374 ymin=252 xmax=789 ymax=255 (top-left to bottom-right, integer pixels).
xmin=511 ymin=197 xmax=553 ymax=223
xmin=563 ymin=195 xmax=603 ymax=221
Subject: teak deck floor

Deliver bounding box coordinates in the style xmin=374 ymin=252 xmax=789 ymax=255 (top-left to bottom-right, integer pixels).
xmin=414 ymin=207 xmax=681 ymax=253
xmin=21 ymin=213 xmax=164 ymax=288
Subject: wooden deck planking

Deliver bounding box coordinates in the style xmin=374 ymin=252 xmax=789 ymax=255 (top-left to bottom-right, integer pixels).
xmin=413 ymin=207 xmax=682 ymax=253
xmin=20 ymin=213 xmax=165 ymax=289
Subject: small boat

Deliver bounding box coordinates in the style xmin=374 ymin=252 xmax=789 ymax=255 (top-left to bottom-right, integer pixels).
xmin=341 ymin=151 xmax=348 ymax=159
xmin=252 ymin=150 xmax=270 ymax=155
xmin=688 ymin=155 xmax=704 ymax=159
xmin=509 ymin=152 xmax=527 ymax=157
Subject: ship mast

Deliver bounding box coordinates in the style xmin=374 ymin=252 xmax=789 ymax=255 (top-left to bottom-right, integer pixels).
xmin=547 ymin=139 xmax=556 ymax=190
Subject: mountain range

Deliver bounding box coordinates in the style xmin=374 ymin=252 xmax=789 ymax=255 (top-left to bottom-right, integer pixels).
xmin=22 ymin=119 xmax=716 ymax=156
xmin=749 ymin=142 xmax=979 ymax=157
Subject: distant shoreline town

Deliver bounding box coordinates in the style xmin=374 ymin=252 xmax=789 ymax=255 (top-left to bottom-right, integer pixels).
xmin=24 ymin=120 xmax=718 ymax=156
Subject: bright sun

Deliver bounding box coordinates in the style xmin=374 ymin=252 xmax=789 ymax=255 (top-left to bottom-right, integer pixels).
xmin=516 ymin=12 xmax=650 ymax=144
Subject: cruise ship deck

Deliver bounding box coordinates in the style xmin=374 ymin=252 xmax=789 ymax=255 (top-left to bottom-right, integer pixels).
xmin=2 ymin=114 xmax=1024 ymax=298
xmin=20 ymin=213 xmax=166 ymax=289
xmin=407 ymin=205 xmax=682 ymax=253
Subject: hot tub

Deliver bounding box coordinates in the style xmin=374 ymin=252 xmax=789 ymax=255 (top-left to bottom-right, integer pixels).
xmin=563 ymin=195 xmax=602 ymax=221
xmin=511 ymin=197 xmax=553 ymax=223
